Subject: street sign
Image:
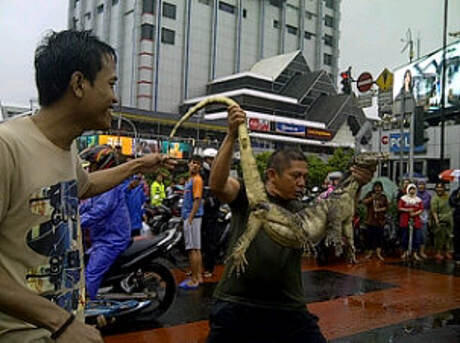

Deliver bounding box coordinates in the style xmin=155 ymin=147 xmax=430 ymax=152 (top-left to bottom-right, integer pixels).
xmin=389 ymin=132 xmax=426 ymax=153
xmin=376 ymin=68 xmax=394 ymax=92
xmin=381 ymin=135 xmax=389 ymax=145
xmin=357 ymin=94 xmax=373 ymax=108
xmin=378 ymin=90 xmax=393 ymax=113
xmin=357 ymin=72 xmax=373 ymax=93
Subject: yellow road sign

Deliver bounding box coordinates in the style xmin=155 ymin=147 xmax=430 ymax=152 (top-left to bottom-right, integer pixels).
xmin=376 ymin=68 xmax=394 ymax=92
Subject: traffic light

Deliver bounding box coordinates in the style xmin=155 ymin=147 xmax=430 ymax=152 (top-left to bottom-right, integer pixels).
xmin=413 ymin=106 xmax=429 ymax=146
xmin=340 ymin=69 xmax=352 ymax=94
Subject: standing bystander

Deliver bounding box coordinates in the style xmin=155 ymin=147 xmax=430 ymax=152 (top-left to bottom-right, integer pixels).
xmin=179 ymin=156 xmax=205 ymax=289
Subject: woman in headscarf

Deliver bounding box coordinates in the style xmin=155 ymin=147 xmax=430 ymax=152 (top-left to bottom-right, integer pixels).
xmin=398 ymin=184 xmax=424 ymax=260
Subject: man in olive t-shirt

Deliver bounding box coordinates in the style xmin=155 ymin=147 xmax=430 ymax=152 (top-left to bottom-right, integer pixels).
xmin=206 ymin=105 xmax=374 ymax=343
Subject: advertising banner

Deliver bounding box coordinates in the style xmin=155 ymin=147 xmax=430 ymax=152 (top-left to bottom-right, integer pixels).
xmin=389 ymin=132 xmax=426 ymax=153
xmin=248 ymin=118 xmax=270 ymax=132
xmin=76 ymin=135 xmax=99 ymax=152
xmin=275 ymin=122 xmax=305 ymax=136
xmin=393 ymin=41 xmax=460 ymax=112
xmin=99 ymin=135 xmax=134 ymax=156
xmin=161 ymin=141 xmax=192 ymax=159
xmin=135 ymin=139 xmax=161 ymax=156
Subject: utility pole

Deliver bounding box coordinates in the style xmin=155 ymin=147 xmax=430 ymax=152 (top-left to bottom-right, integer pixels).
xmin=440 ymin=0 xmax=448 ymax=170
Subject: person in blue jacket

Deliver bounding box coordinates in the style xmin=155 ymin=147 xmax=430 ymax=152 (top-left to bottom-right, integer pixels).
xmin=124 ymin=173 xmax=147 ymax=237
xmin=79 ymin=145 xmax=132 ymax=300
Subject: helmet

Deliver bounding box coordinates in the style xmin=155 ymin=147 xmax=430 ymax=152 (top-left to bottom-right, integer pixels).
xmin=202 ymin=148 xmax=218 ymax=158
xmin=80 ymin=145 xmax=118 ymax=171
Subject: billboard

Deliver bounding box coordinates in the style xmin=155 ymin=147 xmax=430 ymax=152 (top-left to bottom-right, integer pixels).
xmin=393 ymin=40 xmax=460 ymax=112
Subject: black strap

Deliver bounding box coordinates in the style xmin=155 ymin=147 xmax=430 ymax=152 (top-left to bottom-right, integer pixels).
xmin=50 ymin=313 xmax=75 ymax=340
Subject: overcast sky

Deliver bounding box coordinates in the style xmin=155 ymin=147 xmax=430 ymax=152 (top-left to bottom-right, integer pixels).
xmin=0 ymin=0 xmax=459 ymax=112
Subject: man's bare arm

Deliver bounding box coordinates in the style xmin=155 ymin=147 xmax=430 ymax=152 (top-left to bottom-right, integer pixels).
xmin=210 ymin=105 xmax=246 ymax=203
xmin=0 ymin=272 xmax=102 ymax=342
xmin=81 ymin=154 xmax=176 ymax=199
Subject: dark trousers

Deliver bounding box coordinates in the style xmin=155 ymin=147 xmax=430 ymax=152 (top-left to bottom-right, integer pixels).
xmin=401 ymin=227 xmax=423 ymax=251
xmin=202 ymin=213 xmax=219 ymax=273
xmin=366 ymin=225 xmax=384 ymax=250
xmin=206 ymin=300 xmax=327 ymax=343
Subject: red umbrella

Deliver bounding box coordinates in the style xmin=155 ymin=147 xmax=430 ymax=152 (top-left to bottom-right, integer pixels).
xmin=439 ymin=169 xmax=460 ymax=182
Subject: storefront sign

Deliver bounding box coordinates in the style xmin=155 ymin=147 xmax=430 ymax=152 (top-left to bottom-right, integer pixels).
xmin=248 ymin=118 xmax=270 ymax=132
xmin=305 ymin=127 xmax=333 ymax=141
xmin=275 ymin=122 xmax=305 ymax=136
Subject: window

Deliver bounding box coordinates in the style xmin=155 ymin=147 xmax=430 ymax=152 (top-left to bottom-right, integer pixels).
xmin=324 ymin=15 xmax=334 ymax=27
xmin=198 ymin=0 xmax=210 ymax=4
xmin=112 ymin=0 xmax=119 ymax=5
xmin=84 ymin=12 xmax=91 ymax=21
xmin=143 ymin=0 xmax=155 ymax=14
xmin=243 ymin=8 xmax=247 ymax=18
xmin=324 ymin=34 xmax=333 ymax=46
xmin=304 ymin=31 xmax=315 ymax=39
xmin=219 ymin=1 xmax=235 ymax=14
xmin=74 ymin=0 xmax=79 ymax=8
xmin=323 ymin=53 xmax=333 ymax=66
xmin=273 ymin=20 xmax=280 ymax=29
xmin=163 ymin=2 xmax=176 ymax=19
xmin=161 ymin=28 xmax=175 ymax=45
xmin=286 ymin=25 xmax=298 ymax=35
xmin=269 ymin=0 xmax=282 ymax=8
xmin=97 ymin=4 xmax=104 ymax=14
xmin=141 ymin=23 xmax=155 ymax=40
xmin=305 ymin=11 xmax=314 ymax=20
xmin=72 ymin=17 xmax=78 ymax=29
xmin=325 ymin=0 xmax=334 ymax=9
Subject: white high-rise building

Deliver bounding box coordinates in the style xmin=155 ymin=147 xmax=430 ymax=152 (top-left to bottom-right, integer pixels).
xmin=69 ymin=0 xmax=341 ymax=114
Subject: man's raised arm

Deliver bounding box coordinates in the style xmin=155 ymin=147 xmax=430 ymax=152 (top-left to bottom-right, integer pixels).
xmin=210 ymin=105 xmax=246 ymax=204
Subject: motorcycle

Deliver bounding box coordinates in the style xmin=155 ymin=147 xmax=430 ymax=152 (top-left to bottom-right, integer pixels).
xmin=144 ymin=193 xmax=183 ymax=235
xmin=85 ymin=224 xmax=182 ymax=329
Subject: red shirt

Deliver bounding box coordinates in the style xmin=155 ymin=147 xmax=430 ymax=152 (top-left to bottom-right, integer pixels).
xmin=398 ymin=195 xmax=424 ymax=229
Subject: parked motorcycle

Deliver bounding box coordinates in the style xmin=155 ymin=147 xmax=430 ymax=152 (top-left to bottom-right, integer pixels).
xmin=85 ymin=225 xmax=182 ymax=329
xmin=144 ymin=193 xmax=183 ymax=235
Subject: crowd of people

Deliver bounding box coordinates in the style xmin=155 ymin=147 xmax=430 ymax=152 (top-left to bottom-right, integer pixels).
xmin=357 ymin=177 xmax=459 ymax=263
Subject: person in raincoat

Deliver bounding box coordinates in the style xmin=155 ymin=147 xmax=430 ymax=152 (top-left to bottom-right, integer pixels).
xmin=124 ymin=174 xmax=147 ymax=237
xmin=150 ymin=173 xmax=166 ymax=206
xmin=79 ymin=145 xmax=132 ymax=300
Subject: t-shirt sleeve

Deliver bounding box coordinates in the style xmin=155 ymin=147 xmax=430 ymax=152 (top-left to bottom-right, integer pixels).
xmin=0 ymin=138 xmax=14 ymax=224
xmin=192 ymin=176 xmax=203 ymax=199
xmin=229 ymin=181 xmax=248 ymax=210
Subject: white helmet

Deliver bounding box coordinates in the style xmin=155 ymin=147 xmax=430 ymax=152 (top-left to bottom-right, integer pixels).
xmin=202 ymin=148 xmax=218 ymax=158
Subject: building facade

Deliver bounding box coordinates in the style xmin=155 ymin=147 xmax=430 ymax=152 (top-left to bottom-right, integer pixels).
xmin=68 ymin=0 xmax=342 ymax=114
